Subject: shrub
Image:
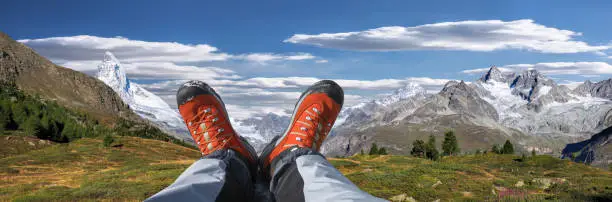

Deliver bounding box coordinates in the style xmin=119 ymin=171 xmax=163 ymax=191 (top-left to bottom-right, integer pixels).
xmin=492 ymin=144 xmax=501 ymax=154
xmin=103 ymin=135 xmax=115 ymax=147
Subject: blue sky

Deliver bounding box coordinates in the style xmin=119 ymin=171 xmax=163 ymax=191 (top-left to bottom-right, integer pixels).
xmin=2 ymin=0 xmax=611 ymax=117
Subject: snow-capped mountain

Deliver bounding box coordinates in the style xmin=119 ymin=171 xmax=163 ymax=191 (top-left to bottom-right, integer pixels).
xmin=334 ymin=82 xmax=429 ymax=129
xmin=96 ymin=52 xmax=192 ymax=143
xmin=471 ymin=67 xmax=612 ymax=137
xmin=323 ymin=66 xmax=612 ymax=156
xmin=231 ymin=113 xmax=290 ymax=152
xmin=573 ymin=79 xmax=612 ymax=99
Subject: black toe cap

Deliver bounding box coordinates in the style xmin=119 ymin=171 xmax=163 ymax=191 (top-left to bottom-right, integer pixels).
xmin=176 ymin=80 xmax=218 ymax=106
xmin=303 ymin=80 xmax=344 ymax=105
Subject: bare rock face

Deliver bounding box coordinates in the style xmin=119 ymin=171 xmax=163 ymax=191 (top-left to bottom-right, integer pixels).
xmin=439 ymin=81 xmax=499 ymax=121
xmin=0 ymin=31 xmax=137 ymax=124
xmin=574 ymin=79 xmax=612 ymax=100
xmin=479 ymin=66 xmax=515 ymax=83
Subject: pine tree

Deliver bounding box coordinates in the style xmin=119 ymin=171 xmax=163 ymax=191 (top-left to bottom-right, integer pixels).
xmin=531 ymin=149 xmax=536 ymax=157
xmin=410 ymin=139 xmax=426 ymax=158
xmin=426 ymin=135 xmax=439 ymax=161
xmin=378 ymin=147 xmax=388 ymax=155
xmin=442 ymin=130 xmax=460 ymax=156
xmin=368 ymin=143 xmax=379 ymax=155
xmin=502 ymin=140 xmax=514 ymax=154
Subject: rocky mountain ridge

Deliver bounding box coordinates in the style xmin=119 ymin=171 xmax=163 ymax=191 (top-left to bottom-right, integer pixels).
xmin=322 ymin=66 xmax=612 ymax=157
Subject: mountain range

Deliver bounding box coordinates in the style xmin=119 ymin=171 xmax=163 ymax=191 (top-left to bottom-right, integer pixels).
xmin=101 ymin=53 xmax=611 ymax=158
xmin=323 ymin=67 xmax=612 ymax=157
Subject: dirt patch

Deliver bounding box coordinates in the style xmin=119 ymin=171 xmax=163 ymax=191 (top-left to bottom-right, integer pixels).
xmin=328 ymin=158 xmax=362 ymax=164
xmin=151 ymin=159 xmax=196 ymax=165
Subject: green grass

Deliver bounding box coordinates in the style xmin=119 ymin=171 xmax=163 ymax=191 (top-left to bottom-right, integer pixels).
xmin=1 ymin=136 xmax=611 ymax=201
xmin=330 ymin=154 xmax=612 ymax=201
xmin=0 ymin=136 xmax=200 ymax=201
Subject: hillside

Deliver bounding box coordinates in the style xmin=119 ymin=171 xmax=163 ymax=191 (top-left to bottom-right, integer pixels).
xmin=562 ymin=126 xmax=612 ymax=169
xmin=0 ymin=32 xmax=136 ymax=125
xmin=1 ymin=135 xmax=610 ymax=201
xmin=0 ymin=136 xmax=200 ymax=201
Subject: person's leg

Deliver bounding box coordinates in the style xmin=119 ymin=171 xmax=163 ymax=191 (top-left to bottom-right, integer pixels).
xmin=146 ymin=81 xmax=258 ymax=202
xmin=260 ymin=80 xmax=386 ymax=202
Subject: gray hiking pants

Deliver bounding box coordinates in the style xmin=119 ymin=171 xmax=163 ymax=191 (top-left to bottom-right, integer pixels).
xmin=145 ymin=146 xmax=386 ymax=202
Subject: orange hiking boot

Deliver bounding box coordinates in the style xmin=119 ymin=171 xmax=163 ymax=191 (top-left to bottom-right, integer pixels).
xmin=176 ymin=80 xmax=256 ymax=164
xmin=260 ymin=80 xmax=344 ymax=175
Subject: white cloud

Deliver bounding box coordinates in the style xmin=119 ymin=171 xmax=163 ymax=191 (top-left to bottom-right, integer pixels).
xmin=461 ymin=67 xmax=514 ymax=74
xmin=285 ymin=19 xmax=609 ymax=53
xmin=19 ymin=35 xmax=231 ymax=62
xmin=315 ymin=59 xmax=329 ymax=63
xmin=580 ymin=74 xmax=601 ymax=78
xmin=20 ymin=35 xmax=321 ymax=82
xmin=123 ymin=62 xmax=241 ymax=80
xmin=504 ymin=62 xmax=612 ymax=75
xmin=235 ymin=52 xmax=315 ymax=63
xmin=180 ymin=76 xmax=451 ymax=90
xmin=463 ymin=62 xmax=612 ymax=76
xmin=225 ymin=104 xmax=292 ymax=120
xmin=140 ymin=77 xmax=450 ymax=91
xmin=18 ymin=35 xmax=317 ymax=63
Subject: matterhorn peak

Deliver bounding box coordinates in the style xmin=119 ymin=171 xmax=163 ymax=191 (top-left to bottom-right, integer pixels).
xmin=103 ymin=51 xmax=118 ymax=62
xmin=94 ymin=52 xmax=192 ymax=143
xmin=97 ymin=51 xmax=133 ymax=103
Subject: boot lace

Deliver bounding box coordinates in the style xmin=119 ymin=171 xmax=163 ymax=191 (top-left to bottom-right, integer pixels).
xmin=287 ymin=104 xmax=333 ymax=150
xmin=187 ymin=105 xmax=235 ymax=155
